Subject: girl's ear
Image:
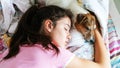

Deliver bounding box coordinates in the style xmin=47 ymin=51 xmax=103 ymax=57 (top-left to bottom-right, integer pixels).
xmin=44 ymin=19 xmax=54 ymax=32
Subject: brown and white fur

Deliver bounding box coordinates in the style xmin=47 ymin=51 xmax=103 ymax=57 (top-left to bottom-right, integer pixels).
xmin=75 ymin=10 xmax=101 ymax=42
xmin=75 ymin=13 xmax=96 ymax=42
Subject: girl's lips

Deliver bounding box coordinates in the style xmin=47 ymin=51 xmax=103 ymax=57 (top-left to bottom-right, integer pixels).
xmin=65 ymin=41 xmax=69 ymax=45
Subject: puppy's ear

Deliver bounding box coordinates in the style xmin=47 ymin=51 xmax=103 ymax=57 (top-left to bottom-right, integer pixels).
xmin=76 ymin=14 xmax=87 ymax=24
xmin=76 ymin=14 xmax=83 ymax=24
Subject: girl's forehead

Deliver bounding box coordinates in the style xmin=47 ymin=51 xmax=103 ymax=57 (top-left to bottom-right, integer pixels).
xmin=57 ymin=17 xmax=71 ymax=26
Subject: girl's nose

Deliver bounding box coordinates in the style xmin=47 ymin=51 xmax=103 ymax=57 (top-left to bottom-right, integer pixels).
xmin=67 ymin=34 xmax=71 ymax=41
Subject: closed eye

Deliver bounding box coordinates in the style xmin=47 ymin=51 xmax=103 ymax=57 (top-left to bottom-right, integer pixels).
xmin=64 ymin=28 xmax=68 ymax=31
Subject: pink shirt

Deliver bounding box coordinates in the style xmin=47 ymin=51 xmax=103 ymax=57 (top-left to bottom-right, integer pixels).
xmin=0 ymin=44 xmax=74 ymax=68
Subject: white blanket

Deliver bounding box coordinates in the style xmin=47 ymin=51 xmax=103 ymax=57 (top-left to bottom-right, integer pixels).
xmin=67 ymin=28 xmax=94 ymax=60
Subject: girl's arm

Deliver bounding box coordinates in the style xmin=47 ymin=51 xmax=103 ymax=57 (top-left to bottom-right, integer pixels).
xmin=66 ymin=29 xmax=111 ymax=68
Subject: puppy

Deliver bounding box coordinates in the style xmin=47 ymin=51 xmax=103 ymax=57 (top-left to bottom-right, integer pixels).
xmin=75 ymin=13 xmax=96 ymax=42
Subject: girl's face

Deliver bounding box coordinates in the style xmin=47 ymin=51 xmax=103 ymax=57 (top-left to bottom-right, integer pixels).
xmin=50 ymin=17 xmax=71 ymax=48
